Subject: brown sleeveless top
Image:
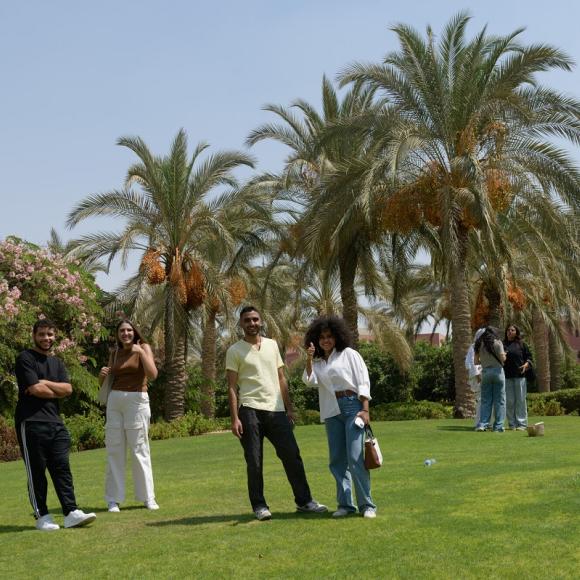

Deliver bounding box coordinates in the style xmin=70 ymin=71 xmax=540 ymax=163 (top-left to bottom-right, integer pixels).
xmin=111 ymin=349 xmax=148 ymax=392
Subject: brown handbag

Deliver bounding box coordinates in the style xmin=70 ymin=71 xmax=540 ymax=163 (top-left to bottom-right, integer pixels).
xmin=364 ymin=424 xmax=383 ymax=470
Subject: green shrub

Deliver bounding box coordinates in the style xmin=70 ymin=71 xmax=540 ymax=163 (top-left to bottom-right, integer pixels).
xmin=287 ymin=372 xmax=319 ymax=412
xmin=527 ymin=397 xmax=564 ymax=416
xmin=561 ymin=365 xmax=580 ymax=390
xmin=64 ymin=411 xmax=106 ymax=451
xmin=528 ymin=388 xmax=580 ymax=415
xmin=358 ymin=342 xmax=414 ymax=404
xmin=0 ymin=415 xmax=20 ymax=462
xmin=0 ymin=382 xmax=17 ymax=419
xmin=372 ymin=401 xmax=453 ymax=421
xmin=412 ymin=342 xmax=455 ymax=402
xmin=294 ymin=409 xmax=320 ymax=425
xmin=149 ymin=366 xmax=231 ymax=421
xmin=149 ymin=412 xmax=227 ymax=441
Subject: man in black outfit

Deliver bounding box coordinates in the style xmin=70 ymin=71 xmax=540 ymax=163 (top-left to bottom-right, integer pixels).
xmin=15 ymin=319 xmax=96 ymax=531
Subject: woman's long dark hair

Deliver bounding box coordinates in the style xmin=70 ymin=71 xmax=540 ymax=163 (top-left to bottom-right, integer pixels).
xmin=504 ymin=324 xmax=522 ymax=343
xmin=474 ymin=326 xmax=499 ymax=355
xmin=304 ymin=316 xmax=352 ymax=359
xmin=115 ymin=319 xmax=148 ymax=349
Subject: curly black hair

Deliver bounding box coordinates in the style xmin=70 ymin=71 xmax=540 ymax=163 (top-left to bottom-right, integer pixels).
xmin=303 ymin=316 xmax=353 ymax=359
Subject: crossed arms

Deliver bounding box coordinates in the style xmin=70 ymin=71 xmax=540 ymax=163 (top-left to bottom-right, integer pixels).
xmin=25 ymin=379 xmax=72 ymax=399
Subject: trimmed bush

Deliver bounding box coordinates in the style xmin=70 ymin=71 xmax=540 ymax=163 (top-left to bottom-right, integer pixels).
xmin=561 ymin=365 xmax=580 ymax=390
xmin=149 ymin=412 xmax=227 ymax=440
xmin=287 ymin=373 xmax=319 ymax=412
xmin=294 ymin=409 xmax=320 ymax=425
xmin=527 ymin=388 xmax=580 ymax=415
xmin=0 ymin=415 xmax=20 ymax=462
xmin=527 ymin=397 xmax=564 ymax=416
xmin=412 ymin=341 xmax=455 ymax=402
xmin=358 ymin=342 xmax=414 ymax=404
xmin=64 ymin=411 xmax=106 ymax=451
xmin=372 ymin=401 xmax=453 ymax=421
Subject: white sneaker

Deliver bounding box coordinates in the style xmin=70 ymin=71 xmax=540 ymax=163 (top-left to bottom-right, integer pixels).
xmin=107 ymin=502 xmax=120 ymax=513
xmin=332 ymin=508 xmax=352 ymax=518
xmin=64 ymin=509 xmax=97 ymax=528
xmin=144 ymin=500 xmax=159 ymax=510
xmin=297 ymin=500 xmax=328 ymax=513
xmin=36 ymin=514 xmax=60 ymax=531
xmin=362 ymin=509 xmax=377 ymax=519
xmin=255 ymin=507 xmax=272 ymax=521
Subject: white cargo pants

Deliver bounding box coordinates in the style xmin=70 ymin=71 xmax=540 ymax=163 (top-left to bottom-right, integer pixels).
xmin=105 ymin=390 xmax=155 ymax=503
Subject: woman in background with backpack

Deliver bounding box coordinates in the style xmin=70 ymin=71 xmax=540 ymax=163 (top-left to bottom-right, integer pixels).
xmin=474 ymin=327 xmax=506 ymax=432
xmin=503 ymin=324 xmax=533 ymax=431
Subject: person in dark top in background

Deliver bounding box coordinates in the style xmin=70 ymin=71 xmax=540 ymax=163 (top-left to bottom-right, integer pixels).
xmin=503 ymin=324 xmax=533 ymax=431
xmin=15 ymin=319 xmax=96 ymax=531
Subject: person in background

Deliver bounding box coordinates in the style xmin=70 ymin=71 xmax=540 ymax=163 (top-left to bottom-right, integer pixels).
xmin=474 ymin=327 xmax=506 ymax=432
xmin=15 ymin=319 xmax=96 ymax=530
xmin=303 ymin=316 xmax=377 ymax=519
xmin=226 ymin=306 xmax=327 ymax=521
xmin=465 ymin=328 xmax=485 ymax=427
xmin=99 ymin=319 xmax=158 ymax=512
xmin=503 ymin=324 xmax=533 ymax=431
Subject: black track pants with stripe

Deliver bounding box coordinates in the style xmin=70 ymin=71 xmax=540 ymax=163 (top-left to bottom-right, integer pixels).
xmin=16 ymin=421 xmax=78 ymax=518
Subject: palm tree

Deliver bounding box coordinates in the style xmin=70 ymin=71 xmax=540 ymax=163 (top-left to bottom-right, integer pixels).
xmin=247 ymin=77 xmax=385 ymax=345
xmin=340 ymin=12 xmax=580 ymax=417
xmin=196 ymin=197 xmax=274 ymax=417
xmin=67 ymin=129 xmax=255 ymax=420
xmin=47 ymin=228 xmax=107 ymax=275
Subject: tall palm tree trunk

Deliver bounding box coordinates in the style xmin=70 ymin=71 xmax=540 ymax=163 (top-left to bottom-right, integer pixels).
xmin=164 ymin=293 xmax=187 ymax=420
xmin=548 ymin=328 xmax=562 ymax=391
xmin=450 ymin=230 xmax=474 ymax=418
xmin=200 ymin=308 xmax=218 ymax=418
xmin=339 ymin=252 xmax=359 ymax=347
xmin=486 ymin=284 xmax=503 ymax=329
xmin=532 ymin=306 xmax=550 ymax=393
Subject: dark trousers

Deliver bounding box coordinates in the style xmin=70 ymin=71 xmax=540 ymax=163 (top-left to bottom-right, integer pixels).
xmin=16 ymin=421 xmax=78 ymax=518
xmin=239 ymin=406 xmax=312 ymax=510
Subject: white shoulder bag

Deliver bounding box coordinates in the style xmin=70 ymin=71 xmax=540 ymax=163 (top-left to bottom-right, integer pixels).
xmin=98 ymin=349 xmax=118 ymax=406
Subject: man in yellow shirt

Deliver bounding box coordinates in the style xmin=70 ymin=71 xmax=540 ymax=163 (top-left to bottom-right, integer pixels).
xmin=226 ymin=306 xmax=327 ymax=521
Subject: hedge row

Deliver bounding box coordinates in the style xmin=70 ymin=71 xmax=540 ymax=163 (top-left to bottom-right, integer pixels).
xmin=0 ymin=412 xmax=228 ymax=462
xmin=527 ymin=388 xmax=580 ymax=416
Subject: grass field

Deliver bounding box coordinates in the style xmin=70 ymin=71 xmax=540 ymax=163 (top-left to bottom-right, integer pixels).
xmin=1 ymin=417 xmax=580 ymax=579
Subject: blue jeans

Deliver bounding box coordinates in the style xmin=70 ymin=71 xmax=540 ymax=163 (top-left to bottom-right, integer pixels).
xmin=477 ymin=368 xmax=506 ymax=432
xmin=324 ymin=396 xmax=376 ymax=513
xmin=505 ymin=377 xmax=527 ymax=428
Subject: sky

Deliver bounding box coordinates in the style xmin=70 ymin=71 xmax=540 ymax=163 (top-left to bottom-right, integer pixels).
xmin=1 ymin=0 xmax=580 ymax=292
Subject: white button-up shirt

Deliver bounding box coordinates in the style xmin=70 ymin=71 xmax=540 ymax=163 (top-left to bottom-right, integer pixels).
xmin=302 ymin=347 xmax=371 ymax=421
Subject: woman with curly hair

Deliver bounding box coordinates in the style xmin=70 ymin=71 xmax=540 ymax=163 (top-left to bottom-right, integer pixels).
xmin=474 ymin=326 xmax=506 ymax=432
xmin=303 ymin=316 xmax=376 ymax=518
xmin=503 ymin=324 xmax=533 ymax=430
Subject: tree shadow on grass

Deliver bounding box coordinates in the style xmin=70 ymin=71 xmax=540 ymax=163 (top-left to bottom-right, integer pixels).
xmin=0 ymin=524 xmax=34 ymax=534
xmin=148 ymin=511 xmax=318 ymax=528
xmin=436 ymin=426 xmax=476 ymax=432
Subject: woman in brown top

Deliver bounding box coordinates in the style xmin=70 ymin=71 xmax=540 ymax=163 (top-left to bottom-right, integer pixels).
xmin=98 ymin=319 xmax=158 ymax=512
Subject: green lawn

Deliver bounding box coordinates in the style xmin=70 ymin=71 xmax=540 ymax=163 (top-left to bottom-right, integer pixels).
xmin=1 ymin=417 xmax=580 ymax=579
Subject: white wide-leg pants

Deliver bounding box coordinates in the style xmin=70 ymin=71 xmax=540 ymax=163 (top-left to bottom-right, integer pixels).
xmin=105 ymin=390 xmax=155 ymax=503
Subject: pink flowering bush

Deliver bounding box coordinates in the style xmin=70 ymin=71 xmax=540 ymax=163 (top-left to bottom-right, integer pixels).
xmin=0 ymin=237 xmax=107 ymax=416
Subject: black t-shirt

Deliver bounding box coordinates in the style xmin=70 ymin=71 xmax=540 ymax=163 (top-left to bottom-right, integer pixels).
xmin=503 ymin=340 xmax=532 ymax=379
xmin=14 ymin=349 xmax=69 ymax=425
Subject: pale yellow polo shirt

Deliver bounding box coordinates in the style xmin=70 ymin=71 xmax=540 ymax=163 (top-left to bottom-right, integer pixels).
xmin=225 ymin=337 xmax=285 ymax=412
